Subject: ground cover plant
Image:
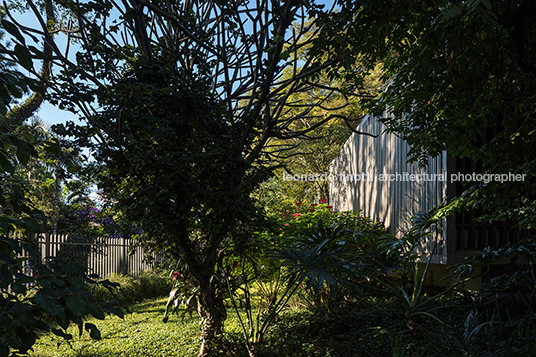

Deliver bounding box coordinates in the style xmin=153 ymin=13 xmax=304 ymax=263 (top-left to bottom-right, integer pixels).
xmin=89 ymin=270 xmax=171 ymax=306
xmin=26 ymin=292 xmax=536 ymax=357
xmin=29 ymin=297 xmax=412 ymax=357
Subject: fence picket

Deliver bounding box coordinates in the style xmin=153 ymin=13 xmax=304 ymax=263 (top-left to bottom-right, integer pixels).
xmin=10 ymin=233 xmax=164 ymax=278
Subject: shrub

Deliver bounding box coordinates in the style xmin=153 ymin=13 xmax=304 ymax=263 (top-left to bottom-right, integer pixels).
xmin=259 ymin=300 xmax=411 ymax=357
xmin=89 ymin=269 xmax=171 ymax=305
xmin=420 ymin=311 xmax=536 ymax=357
xmin=266 ymin=203 xmax=388 ymax=311
xmin=218 ymin=204 xmax=389 ymax=355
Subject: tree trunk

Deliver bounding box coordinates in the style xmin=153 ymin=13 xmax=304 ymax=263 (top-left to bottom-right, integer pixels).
xmin=248 ymin=343 xmax=259 ymax=357
xmin=196 ymin=288 xmax=227 ymax=357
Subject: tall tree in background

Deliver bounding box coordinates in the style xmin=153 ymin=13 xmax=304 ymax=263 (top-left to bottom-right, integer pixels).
xmin=257 ymin=62 xmax=384 ymax=214
xmin=12 ymin=119 xmax=91 ymax=233
xmin=3 ymin=1 xmax=371 ymax=355
xmin=0 ymin=1 xmax=53 ymax=130
xmin=1 ymin=1 xmax=67 ymax=230
xmin=254 ymin=20 xmax=385 ymax=213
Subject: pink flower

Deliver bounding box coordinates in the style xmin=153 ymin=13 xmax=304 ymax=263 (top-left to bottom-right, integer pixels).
xmin=283 ymin=223 xmax=289 ymax=226
xmin=293 ymin=213 xmax=301 ymax=217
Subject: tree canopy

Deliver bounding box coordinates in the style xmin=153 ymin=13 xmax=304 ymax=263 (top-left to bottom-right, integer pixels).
xmin=319 ymin=0 xmax=536 ymax=229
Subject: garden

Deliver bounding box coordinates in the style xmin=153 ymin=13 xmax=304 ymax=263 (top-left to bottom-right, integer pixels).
xmin=6 ymin=202 xmax=536 ymax=357
xmin=2 ymin=0 xmax=536 ymax=356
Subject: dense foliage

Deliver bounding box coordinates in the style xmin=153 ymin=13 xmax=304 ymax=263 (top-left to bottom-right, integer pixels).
xmin=315 ymin=0 xmax=536 ymax=230
xmin=0 ymin=38 xmax=123 ymax=356
xmin=0 ymin=131 xmax=124 ymax=357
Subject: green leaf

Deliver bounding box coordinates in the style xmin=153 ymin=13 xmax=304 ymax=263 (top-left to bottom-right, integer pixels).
xmin=34 ymin=293 xmax=56 ymax=310
xmin=0 ymin=152 xmax=14 ymax=173
xmin=21 ymin=242 xmax=40 ymax=257
xmin=85 ymin=323 xmax=101 ymax=340
xmin=67 ymin=164 xmax=81 ymax=173
xmin=51 ymin=328 xmax=72 ymax=340
xmin=15 ymin=148 xmax=30 ymax=165
xmin=87 ymin=302 xmax=106 ymax=320
xmin=19 ymin=217 xmax=43 ymax=232
xmin=11 ymin=302 xmax=31 ymax=326
xmin=26 ymin=78 xmax=46 ymax=96
xmin=27 ymin=45 xmax=46 ymax=59
xmin=14 ymin=45 xmax=33 ymax=71
xmin=104 ymin=304 xmax=124 ymax=319
xmin=0 ymin=254 xmax=17 ymax=266
xmin=0 ymin=99 xmax=7 ymax=115
xmin=19 ymin=330 xmax=37 ymax=353
xmin=66 ymin=295 xmax=86 ymax=317
xmin=7 ymin=83 xmax=22 ymax=98
xmin=1 ymin=20 xmax=25 ymax=45
xmin=42 ymin=140 xmax=61 ymax=155
xmin=7 ymin=136 xmax=34 ymax=163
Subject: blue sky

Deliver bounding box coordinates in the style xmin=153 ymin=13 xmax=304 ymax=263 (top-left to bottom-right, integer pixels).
xmin=9 ymin=7 xmax=79 ymax=129
xmin=35 ymin=102 xmax=79 ymax=129
xmin=10 ymin=0 xmax=337 ymax=130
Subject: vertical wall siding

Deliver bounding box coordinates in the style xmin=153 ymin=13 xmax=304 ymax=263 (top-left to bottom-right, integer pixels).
xmin=330 ymin=115 xmax=447 ymax=264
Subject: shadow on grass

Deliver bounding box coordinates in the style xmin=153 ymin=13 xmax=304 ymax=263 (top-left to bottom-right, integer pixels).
xmin=259 ymin=301 xmax=412 ymax=357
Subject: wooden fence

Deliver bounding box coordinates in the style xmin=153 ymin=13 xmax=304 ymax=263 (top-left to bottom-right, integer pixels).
xmin=11 ymin=232 xmax=165 ymax=279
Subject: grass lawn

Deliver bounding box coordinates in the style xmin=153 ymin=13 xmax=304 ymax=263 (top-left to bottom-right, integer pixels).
xmin=29 ymin=298 xmax=201 ymax=357
xmin=28 ymin=295 xmax=416 ymax=357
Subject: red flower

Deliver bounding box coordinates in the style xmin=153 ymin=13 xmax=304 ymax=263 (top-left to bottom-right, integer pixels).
xmin=319 ymin=199 xmax=327 ymax=203
xmin=293 ymin=213 xmax=301 ymax=217
xmin=310 ymin=203 xmax=318 ymax=207
xmin=171 ymin=271 xmax=184 ymax=280
xmin=294 ymin=201 xmax=303 ymax=207
xmin=283 ymin=223 xmax=289 ymax=226
xmin=325 ymin=205 xmax=333 ymax=209
xmin=310 ymin=208 xmax=315 ymax=211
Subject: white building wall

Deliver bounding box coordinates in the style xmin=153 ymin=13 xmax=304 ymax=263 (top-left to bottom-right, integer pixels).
xmin=330 ymin=115 xmax=448 ymax=264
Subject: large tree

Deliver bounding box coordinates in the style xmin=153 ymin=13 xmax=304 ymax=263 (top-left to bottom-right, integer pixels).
xmin=3 ymin=1 xmax=369 ymax=355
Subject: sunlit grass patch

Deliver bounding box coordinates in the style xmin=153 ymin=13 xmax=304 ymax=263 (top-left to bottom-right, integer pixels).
xmin=29 ymin=298 xmax=200 ymax=357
